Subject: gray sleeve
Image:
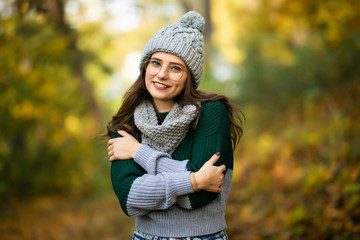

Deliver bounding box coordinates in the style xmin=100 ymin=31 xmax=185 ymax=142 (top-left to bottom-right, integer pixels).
xmin=132 ymin=145 xmax=194 ymax=210
xmin=127 ymin=171 xmax=194 ymax=216
xmin=134 ymin=144 xmax=188 ymax=174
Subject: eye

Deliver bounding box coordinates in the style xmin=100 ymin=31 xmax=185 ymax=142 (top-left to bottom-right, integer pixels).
xmin=150 ymin=60 xmax=161 ymax=67
xmin=170 ymin=65 xmax=183 ymax=72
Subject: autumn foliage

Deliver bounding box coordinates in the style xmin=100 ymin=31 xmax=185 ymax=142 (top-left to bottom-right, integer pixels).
xmin=1 ymin=0 xmax=359 ymax=239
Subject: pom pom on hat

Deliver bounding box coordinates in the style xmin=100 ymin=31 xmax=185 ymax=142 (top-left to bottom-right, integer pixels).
xmin=139 ymin=11 xmax=205 ymax=89
xmin=179 ymin=11 xmax=205 ymax=33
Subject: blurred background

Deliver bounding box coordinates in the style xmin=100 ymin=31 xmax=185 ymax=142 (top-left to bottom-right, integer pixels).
xmin=0 ymin=0 xmax=359 ymax=239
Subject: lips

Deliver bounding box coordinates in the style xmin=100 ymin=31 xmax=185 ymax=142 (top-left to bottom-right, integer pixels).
xmin=153 ymin=81 xmax=169 ymax=90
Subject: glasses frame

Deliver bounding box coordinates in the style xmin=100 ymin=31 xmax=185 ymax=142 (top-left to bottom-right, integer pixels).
xmin=144 ymin=58 xmax=188 ymax=81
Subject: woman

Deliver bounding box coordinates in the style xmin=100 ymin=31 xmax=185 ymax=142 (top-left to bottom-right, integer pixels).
xmin=106 ymin=11 xmax=243 ymax=239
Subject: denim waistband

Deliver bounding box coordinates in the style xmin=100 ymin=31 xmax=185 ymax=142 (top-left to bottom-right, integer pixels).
xmin=132 ymin=229 xmax=228 ymax=240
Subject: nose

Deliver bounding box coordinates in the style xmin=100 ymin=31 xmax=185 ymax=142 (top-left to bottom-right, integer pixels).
xmin=156 ymin=66 xmax=169 ymax=80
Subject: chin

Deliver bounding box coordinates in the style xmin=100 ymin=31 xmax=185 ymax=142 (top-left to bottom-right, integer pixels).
xmin=149 ymin=91 xmax=174 ymax=101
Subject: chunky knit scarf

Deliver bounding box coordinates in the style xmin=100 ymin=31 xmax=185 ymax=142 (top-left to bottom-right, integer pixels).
xmin=134 ymin=101 xmax=198 ymax=154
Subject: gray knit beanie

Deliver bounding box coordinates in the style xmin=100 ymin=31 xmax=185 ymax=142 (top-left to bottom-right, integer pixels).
xmin=139 ymin=11 xmax=205 ymax=89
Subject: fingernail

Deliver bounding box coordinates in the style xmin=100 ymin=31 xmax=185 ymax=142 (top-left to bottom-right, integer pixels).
xmin=215 ymin=152 xmax=220 ymax=156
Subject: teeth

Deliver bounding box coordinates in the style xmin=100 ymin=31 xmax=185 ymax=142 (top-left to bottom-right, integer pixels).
xmin=154 ymin=82 xmax=168 ymax=88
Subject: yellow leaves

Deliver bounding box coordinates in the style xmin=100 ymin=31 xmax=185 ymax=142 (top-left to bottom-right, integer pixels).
xmin=213 ymin=0 xmax=359 ymax=69
xmin=49 ymin=36 xmax=69 ymax=54
xmin=65 ymin=115 xmax=81 ymax=135
xmin=51 ymin=127 xmax=68 ymax=147
xmin=289 ymin=205 xmax=307 ymax=223
xmin=40 ymin=80 xmax=58 ymax=98
xmin=273 ymin=159 xmax=303 ymax=187
xmin=261 ymin=40 xmax=295 ymax=66
xmin=212 ymin=1 xmax=247 ymax=65
xmin=83 ymin=114 xmax=100 ymax=138
xmin=303 ymin=165 xmax=332 ymax=191
xmin=64 ymin=114 xmax=99 ymax=138
xmin=2 ymin=195 xmax=135 ymax=240
xmin=212 ymin=0 xmax=307 ymax=66
xmin=240 ymin=204 xmax=261 ymax=223
xmin=229 ymin=95 xmax=359 ymax=237
xmin=303 ymin=131 xmax=318 ymax=145
xmin=254 ymin=133 xmax=304 ymax=187
xmin=315 ymin=0 xmax=356 ymax=44
xmin=257 ymin=133 xmax=275 ymax=161
xmin=9 ymin=100 xmax=34 ymax=119
xmin=222 ymin=44 xmax=246 ymax=66
xmin=350 ymin=169 xmax=359 ymax=182
xmin=19 ymin=1 xmax=30 ymax=15
xmin=316 ymin=7 xmax=341 ymax=43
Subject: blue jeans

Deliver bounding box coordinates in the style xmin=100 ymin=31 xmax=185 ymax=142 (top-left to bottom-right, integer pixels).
xmin=131 ymin=230 xmax=229 ymax=240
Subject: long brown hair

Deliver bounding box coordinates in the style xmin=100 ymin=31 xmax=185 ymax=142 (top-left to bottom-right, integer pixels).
xmin=105 ymin=63 xmax=244 ymax=147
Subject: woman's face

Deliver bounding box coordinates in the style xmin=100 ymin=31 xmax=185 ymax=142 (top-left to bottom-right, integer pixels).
xmin=145 ymin=52 xmax=188 ymax=112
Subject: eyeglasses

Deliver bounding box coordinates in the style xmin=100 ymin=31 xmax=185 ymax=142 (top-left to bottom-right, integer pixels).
xmin=145 ymin=58 xmax=187 ymax=81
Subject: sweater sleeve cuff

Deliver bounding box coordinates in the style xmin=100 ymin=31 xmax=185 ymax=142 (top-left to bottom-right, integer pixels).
xmin=133 ymin=145 xmax=165 ymax=174
xmin=134 ymin=144 xmax=188 ymax=175
xmin=163 ymin=171 xmax=194 ymax=196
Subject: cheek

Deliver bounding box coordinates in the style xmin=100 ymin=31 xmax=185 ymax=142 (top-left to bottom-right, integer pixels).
xmin=144 ymin=75 xmax=152 ymax=90
xmin=175 ymin=76 xmax=187 ymax=92
xmin=174 ymin=82 xmax=186 ymax=92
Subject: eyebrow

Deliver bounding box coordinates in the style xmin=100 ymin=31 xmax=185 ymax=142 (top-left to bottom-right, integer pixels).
xmin=150 ymin=57 xmax=186 ymax=68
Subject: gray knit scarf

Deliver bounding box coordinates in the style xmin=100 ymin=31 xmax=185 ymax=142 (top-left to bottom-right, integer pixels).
xmin=134 ymin=101 xmax=198 ymax=154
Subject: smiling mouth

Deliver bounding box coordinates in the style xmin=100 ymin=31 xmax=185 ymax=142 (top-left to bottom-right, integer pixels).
xmin=153 ymin=81 xmax=169 ymax=89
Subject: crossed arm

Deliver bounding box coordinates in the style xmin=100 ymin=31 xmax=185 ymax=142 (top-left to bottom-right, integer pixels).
xmin=108 ymin=101 xmax=232 ymax=216
xmin=108 ymin=130 xmax=225 ymax=193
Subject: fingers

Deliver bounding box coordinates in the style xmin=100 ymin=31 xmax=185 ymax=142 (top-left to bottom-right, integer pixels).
xmin=107 ymin=144 xmax=113 ymax=151
xmin=107 ymin=130 xmax=134 ymax=162
xmin=206 ymin=152 xmax=221 ymax=165
xmin=107 ymin=139 xmax=114 ymax=146
xmin=205 ymin=152 xmax=226 ymax=173
xmin=215 ymin=165 xmax=225 ymax=193
xmin=212 ymin=185 xmax=223 ymax=193
xmin=108 ymin=149 xmax=113 ymax=157
xmin=107 ymin=130 xmax=130 ymax=146
xmin=219 ymin=164 xmax=226 ymax=173
xmin=107 ymin=141 xmax=115 ymax=160
xmin=216 ymin=176 xmax=224 ymax=193
xmin=117 ymin=130 xmax=131 ymax=137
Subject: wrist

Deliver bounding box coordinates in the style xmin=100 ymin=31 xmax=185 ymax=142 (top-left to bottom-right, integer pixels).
xmin=131 ymin=143 xmax=143 ymax=158
xmin=190 ymin=172 xmax=199 ymax=192
xmin=194 ymin=172 xmax=207 ymax=191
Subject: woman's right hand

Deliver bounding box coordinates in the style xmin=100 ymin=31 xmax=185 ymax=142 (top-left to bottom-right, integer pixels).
xmin=192 ymin=152 xmax=226 ymax=193
xmin=108 ymin=130 xmax=142 ymax=161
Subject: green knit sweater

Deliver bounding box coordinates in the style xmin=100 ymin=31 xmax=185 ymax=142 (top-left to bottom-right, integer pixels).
xmin=110 ymin=100 xmax=233 ymax=237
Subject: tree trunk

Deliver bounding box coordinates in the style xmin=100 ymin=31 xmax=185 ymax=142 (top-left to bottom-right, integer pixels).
xmin=15 ymin=0 xmax=103 ymax=123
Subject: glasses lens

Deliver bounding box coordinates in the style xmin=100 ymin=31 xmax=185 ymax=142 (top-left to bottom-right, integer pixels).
xmin=146 ymin=61 xmax=160 ymax=75
xmin=146 ymin=60 xmax=185 ymax=81
xmin=169 ymin=70 xmax=183 ymax=81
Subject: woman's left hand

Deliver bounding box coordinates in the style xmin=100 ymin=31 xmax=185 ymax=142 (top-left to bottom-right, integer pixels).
xmin=108 ymin=130 xmax=142 ymax=161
